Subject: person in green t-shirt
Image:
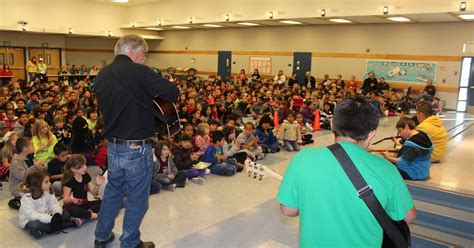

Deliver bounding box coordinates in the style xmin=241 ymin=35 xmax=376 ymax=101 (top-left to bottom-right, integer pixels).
xmin=277 ymin=96 xmax=416 ymax=248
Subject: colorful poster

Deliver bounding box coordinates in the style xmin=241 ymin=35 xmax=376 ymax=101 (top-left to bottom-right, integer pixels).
xmin=366 ymin=60 xmax=437 ymax=83
xmin=249 ymin=56 xmax=272 ymax=74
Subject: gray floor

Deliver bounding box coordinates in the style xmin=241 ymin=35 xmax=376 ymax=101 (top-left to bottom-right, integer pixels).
xmin=0 ymin=113 xmax=472 ymax=248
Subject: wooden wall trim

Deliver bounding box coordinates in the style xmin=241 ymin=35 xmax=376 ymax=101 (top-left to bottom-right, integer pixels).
xmin=311 ymin=52 xmax=461 ymax=62
xmin=64 ymin=48 xmax=114 ymax=53
xmin=148 ymin=50 xmax=218 ymax=55
xmin=232 ymin=51 xmax=293 ymax=56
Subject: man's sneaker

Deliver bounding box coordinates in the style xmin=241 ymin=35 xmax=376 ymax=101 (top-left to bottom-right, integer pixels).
xmin=191 ymin=177 xmax=205 ymax=185
xmin=204 ymin=168 xmax=211 ymax=175
xmin=94 ymin=232 xmax=115 ymax=248
xmin=29 ymin=229 xmax=45 ymax=239
xmin=136 ymin=241 xmax=155 ymax=248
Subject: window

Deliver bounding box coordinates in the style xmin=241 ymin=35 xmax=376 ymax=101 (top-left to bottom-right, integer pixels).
xmin=456 ymin=57 xmax=473 ymax=112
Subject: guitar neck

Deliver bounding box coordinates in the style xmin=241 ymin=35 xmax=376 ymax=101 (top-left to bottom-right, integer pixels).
xmin=368 ymin=148 xmax=400 ymax=153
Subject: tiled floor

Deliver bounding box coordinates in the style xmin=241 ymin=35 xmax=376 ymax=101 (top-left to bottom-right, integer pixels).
xmin=0 ymin=113 xmax=472 ymax=247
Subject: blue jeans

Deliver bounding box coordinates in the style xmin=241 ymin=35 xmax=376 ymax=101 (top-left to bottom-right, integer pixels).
xmin=209 ymin=158 xmax=237 ymax=176
xmin=284 ymin=140 xmax=300 ymax=152
xmin=260 ymin=142 xmax=280 ymax=152
xmin=95 ymin=141 xmax=153 ymax=248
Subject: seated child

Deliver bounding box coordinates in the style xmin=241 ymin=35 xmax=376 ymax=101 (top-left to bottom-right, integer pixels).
xmin=193 ymin=123 xmax=210 ymax=157
xmin=52 ymin=115 xmax=72 ymax=146
xmin=320 ymin=102 xmax=333 ymax=130
xmin=152 ymin=141 xmax=187 ymax=193
xmin=237 ymin=122 xmax=264 ymax=160
xmin=202 ymin=131 xmax=237 ymax=176
xmin=62 ymin=154 xmax=103 ymax=223
xmin=172 ymin=134 xmax=206 ymax=185
xmin=9 ymin=137 xmax=45 ymax=210
xmin=47 ymin=143 xmax=68 ymax=196
xmin=432 ymin=97 xmax=443 ymax=115
xmin=381 ymin=117 xmax=433 ymax=180
xmin=296 ymin=113 xmax=314 ymax=145
xmin=19 ymin=171 xmax=78 ymax=239
xmin=254 ymin=116 xmax=280 ymax=153
xmin=277 ymin=112 xmax=302 ymax=152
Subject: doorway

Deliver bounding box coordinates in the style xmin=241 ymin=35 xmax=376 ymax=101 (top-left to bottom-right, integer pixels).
xmin=292 ymin=52 xmax=312 ymax=85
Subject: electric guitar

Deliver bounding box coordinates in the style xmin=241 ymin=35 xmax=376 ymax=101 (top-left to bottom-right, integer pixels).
xmin=246 ymin=161 xmax=283 ymax=181
xmin=153 ymin=96 xmax=181 ymax=139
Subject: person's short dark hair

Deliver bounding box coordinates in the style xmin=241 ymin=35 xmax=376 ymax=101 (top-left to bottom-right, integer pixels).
xmin=332 ymin=96 xmax=380 ymax=141
xmin=416 ymin=101 xmax=434 ymax=116
xmin=207 ymin=119 xmax=219 ymax=126
xmin=177 ymin=133 xmax=191 ymax=143
xmin=32 ymin=106 xmax=45 ymax=118
xmin=259 ymin=115 xmax=273 ymax=126
xmin=396 ymin=117 xmax=416 ymax=130
xmin=16 ymin=98 xmax=26 ymax=105
xmin=86 ymin=108 xmax=97 ymax=119
xmin=53 ymin=143 xmax=68 ymax=156
xmin=40 ymin=102 xmax=49 ymax=107
xmin=30 ymin=92 xmax=39 ymax=98
xmin=16 ymin=137 xmax=32 ymax=153
xmin=212 ymin=130 xmax=225 ymax=144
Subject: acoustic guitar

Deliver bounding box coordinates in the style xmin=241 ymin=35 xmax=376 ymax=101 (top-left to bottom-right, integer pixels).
xmin=153 ymin=96 xmax=181 ymax=139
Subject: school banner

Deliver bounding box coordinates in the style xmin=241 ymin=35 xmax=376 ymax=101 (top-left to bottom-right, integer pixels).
xmin=366 ymin=60 xmax=437 ymax=83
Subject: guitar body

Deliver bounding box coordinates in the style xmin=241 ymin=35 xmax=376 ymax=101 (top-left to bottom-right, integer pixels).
xmin=153 ymin=97 xmax=181 ymax=139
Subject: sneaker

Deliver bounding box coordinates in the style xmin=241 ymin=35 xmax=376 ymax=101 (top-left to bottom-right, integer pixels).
xmin=136 ymin=241 xmax=155 ymax=248
xmin=0 ymin=182 xmax=2 ymax=189
xmin=71 ymin=217 xmax=84 ymax=227
xmin=8 ymin=197 xmax=21 ymax=210
xmin=204 ymin=168 xmax=211 ymax=175
xmin=29 ymin=229 xmax=45 ymax=239
xmin=191 ymin=177 xmax=205 ymax=185
xmin=168 ymin=184 xmax=176 ymax=191
xmin=94 ymin=232 xmax=115 ymax=248
xmin=62 ymin=220 xmax=79 ymax=229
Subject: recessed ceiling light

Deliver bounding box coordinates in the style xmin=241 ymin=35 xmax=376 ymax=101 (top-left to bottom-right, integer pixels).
xmin=328 ymin=18 xmax=352 ymax=23
xmin=145 ymin=27 xmax=163 ymax=31
xmin=172 ymin=26 xmax=190 ymax=29
xmin=237 ymin=22 xmax=259 ymax=26
xmin=459 ymin=14 xmax=474 ymax=20
xmin=202 ymin=24 xmax=222 ymax=28
xmin=112 ymin=0 xmax=128 ymax=3
xmin=386 ymin=16 xmax=411 ymax=22
xmin=279 ymin=20 xmax=302 ymax=25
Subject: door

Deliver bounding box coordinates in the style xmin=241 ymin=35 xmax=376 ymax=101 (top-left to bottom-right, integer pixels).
xmin=29 ymin=48 xmax=62 ymax=75
xmin=457 ymin=57 xmax=474 ymax=112
xmin=293 ymin=52 xmax=312 ymax=85
xmin=1 ymin=46 xmax=26 ymax=82
xmin=218 ymin=51 xmax=232 ymax=81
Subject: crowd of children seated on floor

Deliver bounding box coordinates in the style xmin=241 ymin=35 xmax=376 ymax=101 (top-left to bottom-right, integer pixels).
xmin=0 ymin=67 xmax=442 ymax=239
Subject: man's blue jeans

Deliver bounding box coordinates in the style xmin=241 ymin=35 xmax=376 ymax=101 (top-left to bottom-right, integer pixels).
xmin=95 ymin=141 xmax=153 ymax=248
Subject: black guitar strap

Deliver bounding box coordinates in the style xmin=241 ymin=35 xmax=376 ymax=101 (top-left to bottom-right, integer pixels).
xmin=327 ymin=143 xmax=408 ymax=248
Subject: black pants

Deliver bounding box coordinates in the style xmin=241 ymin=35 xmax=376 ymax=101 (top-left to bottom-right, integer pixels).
xmin=397 ymin=169 xmax=412 ymax=180
xmin=67 ymin=200 xmax=101 ymax=219
xmin=24 ymin=212 xmax=70 ymax=236
xmin=230 ymin=152 xmax=247 ymax=164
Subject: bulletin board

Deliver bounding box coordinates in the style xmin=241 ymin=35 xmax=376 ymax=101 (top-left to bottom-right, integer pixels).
xmin=249 ymin=56 xmax=272 ymax=74
xmin=366 ymin=60 xmax=437 ymax=83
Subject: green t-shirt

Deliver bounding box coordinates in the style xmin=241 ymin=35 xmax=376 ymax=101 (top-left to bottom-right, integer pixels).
xmin=277 ymin=141 xmax=414 ymax=248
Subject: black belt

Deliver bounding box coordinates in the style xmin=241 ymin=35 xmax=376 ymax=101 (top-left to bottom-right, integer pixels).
xmin=108 ymin=138 xmax=153 ymax=146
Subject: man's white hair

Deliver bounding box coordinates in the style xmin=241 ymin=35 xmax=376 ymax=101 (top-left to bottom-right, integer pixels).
xmin=114 ymin=34 xmax=148 ymax=55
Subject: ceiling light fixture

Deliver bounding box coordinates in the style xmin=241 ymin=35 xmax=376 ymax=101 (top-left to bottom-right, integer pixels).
xmin=68 ymin=27 xmax=73 ymax=34
xmin=237 ymin=22 xmax=259 ymax=26
xmin=112 ymin=0 xmax=128 ymax=3
xmin=21 ymin=24 xmax=27 ymax=31
xmin=279 ymin=20 xmax=302 ymax=25
xmin=386 ymin=16 xmax=411 ymax=22
xmin=172 ymin=26 xmax=190 ymax=29
xmin=328 ymin=18 xmax=352 ymax=23
xmin=460 ymin=2 xmax=467 ymax=11
xmin=383 ymin=6 xmax=389 ymax=15
xmin=202 ymin=24 xmax=222 ymax=28
xmin=321 ymin=9 xmax=326 ymax=17
xmin=188 ymin=17 xmax=193 ymax=24
xmin=225 ymin=15 xmax=230 ymax=22
xmin=107 ymin=31 xmax=112 ymax=36
xmin=458 ymin=14 xmax=474 ymax=19
xmin=157 ymin=20 xmax=162 ymax=26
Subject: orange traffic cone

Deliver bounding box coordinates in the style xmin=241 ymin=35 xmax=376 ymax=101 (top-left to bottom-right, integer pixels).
xmin=273 ymin=111 xmax=279 ymax=129
xmin=313 ymin=110 xmax=321 ymax=131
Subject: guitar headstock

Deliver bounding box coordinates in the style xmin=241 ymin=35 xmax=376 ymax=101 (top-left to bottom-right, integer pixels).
xmin=246 ymin=161 xmax=283 ymax=182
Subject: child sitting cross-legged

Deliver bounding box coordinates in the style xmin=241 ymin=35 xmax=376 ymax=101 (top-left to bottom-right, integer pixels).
xmin=152 ymin=141 xmax=188 ymax=193
xmin=237 ymin=122 xmax=264 ymax=160
xmin=201 ymin=130 xmax=237 ymax=176
xmin=254 ymin=115 xmax=280 ymax=153
xmin=172 ymin=134 xmax=206 ymax=185
xmin=381 ymin=117 xmax=433 ymax=180
xmin=19 ymin=171 xmax=79 ymax=239
xmin=277 ymin=112 xmax=302 ymax=152
xmin=62 ymin=154 xmax=103 ymax=225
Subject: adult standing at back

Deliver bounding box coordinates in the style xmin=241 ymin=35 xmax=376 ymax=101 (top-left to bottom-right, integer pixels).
xmin=94 ymin=34 xmax=179 ymax=248
xmin=277 ymin=96 xmax=416 ymax=247
xmin=26 ymin=56 xmax=38 ymax=82
xmin=415 ymin=101 xmax=447 ymax=162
